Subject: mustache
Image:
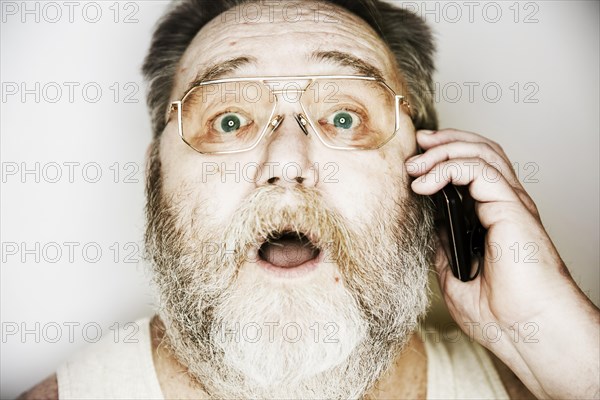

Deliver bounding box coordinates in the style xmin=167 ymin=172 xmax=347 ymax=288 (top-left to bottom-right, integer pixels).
xmin=220 ymin=184 xmax=350 ymax=266
xmin=144 ymin=141 xmax=350 ymax=269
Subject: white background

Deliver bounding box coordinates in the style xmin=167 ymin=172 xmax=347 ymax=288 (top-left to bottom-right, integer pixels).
xmin=1 ymin=1 xmax=598 ymax=398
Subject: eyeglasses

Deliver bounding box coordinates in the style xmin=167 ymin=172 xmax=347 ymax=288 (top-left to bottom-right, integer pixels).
xmin=168 ymin=75 xmax=411 ymax=155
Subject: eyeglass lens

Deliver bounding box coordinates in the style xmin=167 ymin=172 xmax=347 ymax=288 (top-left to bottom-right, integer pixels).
xmin=179 ymin=79 xmax=397 ymax=153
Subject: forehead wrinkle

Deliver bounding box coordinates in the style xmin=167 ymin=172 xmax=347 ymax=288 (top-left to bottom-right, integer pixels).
xmin=191 ymin=29 xmax=391 ymax=74
xmin=175 ymin=5 xmax=400 ymax=99
xmin=199 ymin=21 xmax=390 ymax=55
xmin=186 ymin=0 xmax=391 ymax=63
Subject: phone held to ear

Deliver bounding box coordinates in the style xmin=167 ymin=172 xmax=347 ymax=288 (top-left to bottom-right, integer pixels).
xmin=417 ymin=147 xmax=487 ymax=282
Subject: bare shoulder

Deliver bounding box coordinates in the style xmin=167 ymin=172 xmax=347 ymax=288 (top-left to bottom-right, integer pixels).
xmin=487 ymin=350 xmax=537 ymax=399
xmin=17 ymin=374 xmax=59 ymax=400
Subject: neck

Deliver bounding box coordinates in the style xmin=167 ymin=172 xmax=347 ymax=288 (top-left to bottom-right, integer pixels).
xmin=149 ymin=315 xmax=427 ymax=399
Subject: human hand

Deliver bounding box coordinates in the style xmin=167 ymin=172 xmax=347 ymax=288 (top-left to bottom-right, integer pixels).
xmin=406 ymin=128 xmax=599 ymax=399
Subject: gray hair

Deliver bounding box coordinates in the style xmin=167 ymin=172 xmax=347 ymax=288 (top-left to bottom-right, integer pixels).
xmin=142 ymin=0 xmax=438 ymax=139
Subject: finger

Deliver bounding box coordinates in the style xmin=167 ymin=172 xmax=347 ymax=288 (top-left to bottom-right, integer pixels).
xmin=416 ymin=128 xmax=511 ymax=163
xmin=433 ymin=228 xmax=481 ymax=309
xmin=409 ymin=133 xmax=540 ymax=219
xmin=410 ymin=158 xmax=525 ymax=228
xmin=406 ymin=141 xmax=523 ymax=191
xmin=433 ymin=230 xmax=452 ymax=291
xmin=411 ymin=157 xmax=518 ymax=200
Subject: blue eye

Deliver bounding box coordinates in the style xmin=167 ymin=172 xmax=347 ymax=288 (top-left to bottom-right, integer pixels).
xmin=214 ymin=113 xmax=249 ymax=134
xmin=327 ymin=111 xmax=360 ymax=130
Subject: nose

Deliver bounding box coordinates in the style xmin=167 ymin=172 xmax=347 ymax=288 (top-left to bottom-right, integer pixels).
xmin=255 ymin=111 xmax=318 ymax=188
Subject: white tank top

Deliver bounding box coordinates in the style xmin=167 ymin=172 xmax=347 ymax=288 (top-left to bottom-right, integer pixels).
xmin=57 ymin=317 xmax=509 ymax=399
xmin=419 ymin=324 xmax=510 ymax=399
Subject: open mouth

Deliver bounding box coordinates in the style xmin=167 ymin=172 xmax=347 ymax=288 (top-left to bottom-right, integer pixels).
xmin=258 ymin=230 xmax=321 ymax=269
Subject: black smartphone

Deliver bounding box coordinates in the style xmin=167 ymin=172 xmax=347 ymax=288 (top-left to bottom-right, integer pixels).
xmin=416 ymin=147 xmax=487 ymax=282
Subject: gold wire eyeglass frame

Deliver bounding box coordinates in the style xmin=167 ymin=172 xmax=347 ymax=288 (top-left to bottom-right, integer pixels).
xmin=168 ymin=75 xmax=412 ymax=155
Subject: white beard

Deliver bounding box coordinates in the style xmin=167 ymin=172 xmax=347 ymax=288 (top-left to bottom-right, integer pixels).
xmin=145 ymin=146 xmax=436 ymax=399
xmin=213 ymin=260 xmax=366 ymax=388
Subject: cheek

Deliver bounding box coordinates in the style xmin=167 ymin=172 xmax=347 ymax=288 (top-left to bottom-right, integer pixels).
xmin=378 ymin=119 xmax=417 ymax=197
xmin=319 ymin=151 xmax=406 ymax=224
xmin=159 ymin=125 xmax=199 ymax=202
xmin=392 ymin=114 xmax=418 ymax=159
xmin=158 ymin=127 xmax=256 ymax=227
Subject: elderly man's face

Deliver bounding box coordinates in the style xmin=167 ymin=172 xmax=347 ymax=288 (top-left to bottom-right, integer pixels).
xmin=146 ymin=2 xmax=435 ymax=398
xmin=162 ymin=3 xmax=417 ymax=223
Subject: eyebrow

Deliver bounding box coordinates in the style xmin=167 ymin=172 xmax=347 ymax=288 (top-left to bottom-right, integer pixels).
xmin=184 ymin=50 xmax=386 ymax=94
xmin=309 ymin=51 xmax=385 ymax=81
xmin=184 ymin=56 xmax=257 ymax=94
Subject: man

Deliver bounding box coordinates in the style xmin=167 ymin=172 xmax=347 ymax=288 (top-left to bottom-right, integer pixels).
xmin=19 ymin=0 xmax=599 ymax=399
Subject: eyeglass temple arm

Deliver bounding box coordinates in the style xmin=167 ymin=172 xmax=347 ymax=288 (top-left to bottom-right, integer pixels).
xmin=395 ymin=95 xmax=412 ymax=131
xmin=168 ymin=101 xmax=184 ymax=138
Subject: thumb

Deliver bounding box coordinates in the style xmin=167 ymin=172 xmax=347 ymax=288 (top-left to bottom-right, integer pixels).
xmin=433 ymin=226 xmax=453 ymax=292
